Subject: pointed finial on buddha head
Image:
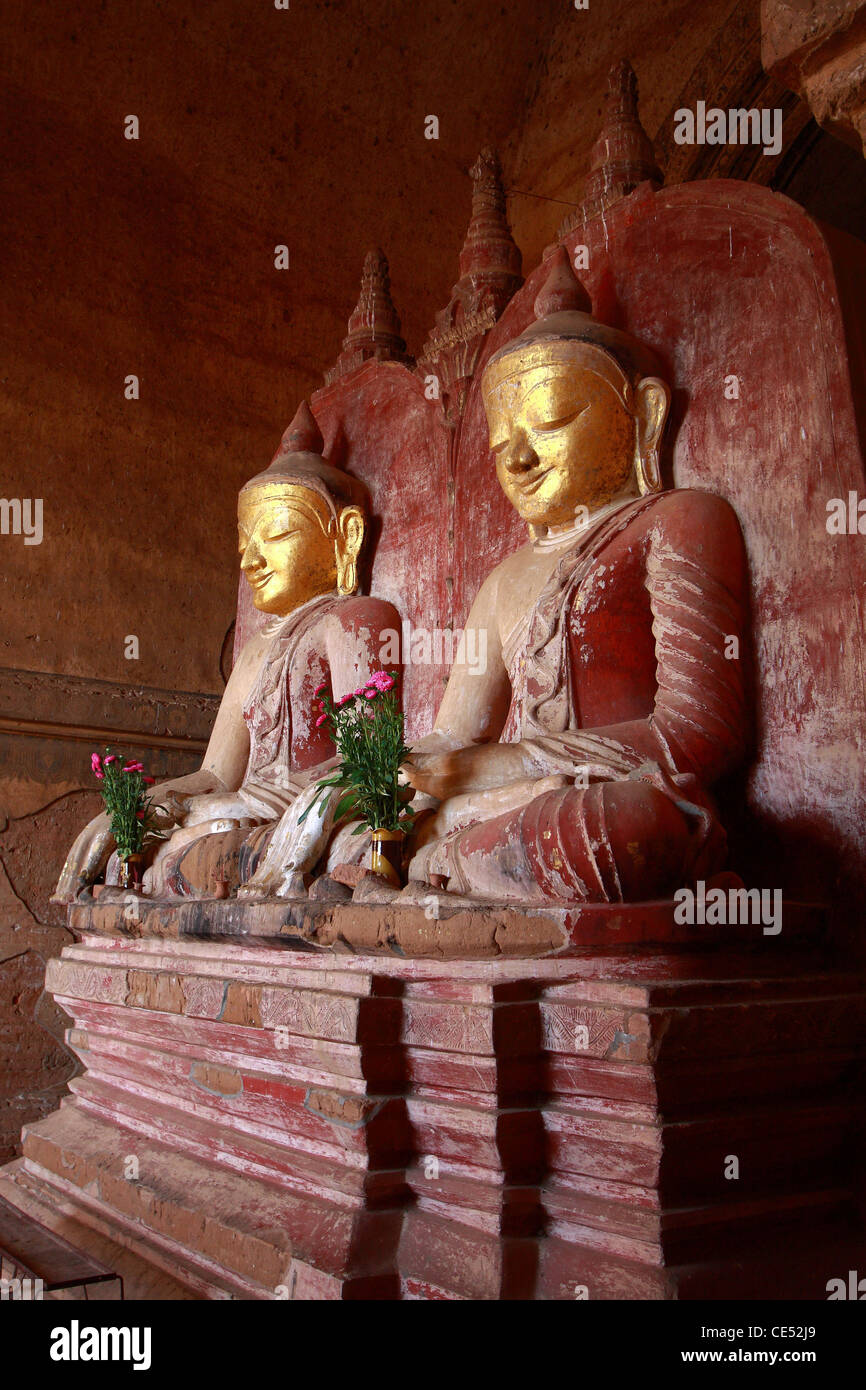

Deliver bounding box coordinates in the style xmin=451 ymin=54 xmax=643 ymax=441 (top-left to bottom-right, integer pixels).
xmin=275 ymin=399 xmax=325 ymax=457
xmin=532 ymin=246 xmax=592 ymax=319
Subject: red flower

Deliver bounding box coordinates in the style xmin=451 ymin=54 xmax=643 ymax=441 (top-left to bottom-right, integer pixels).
xmin=142 ymin=776 xmax=155 ymax=784
xmin=135 ymin=810 xmax=145 ymax=819
xmin=123 ymin=760 xmax=144 ymax=773
xmin=367 ymin=670 xmax=396 ymax=693
xmin=315 ymin=714 xmax=328 ymax=727
xmin=313 ymin=681 xmax=328 ymax=697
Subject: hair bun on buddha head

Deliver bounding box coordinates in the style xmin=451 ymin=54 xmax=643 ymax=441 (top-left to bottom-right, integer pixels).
xmin=240 ymin=399 xmax=368 ymax=515
xmin=532 ymin=246 xmax=592 ymax=318
xmin=482 ymin=244 xmax=665 ymax=397
xmin=276 ymin=399 xmax=325 ymax=456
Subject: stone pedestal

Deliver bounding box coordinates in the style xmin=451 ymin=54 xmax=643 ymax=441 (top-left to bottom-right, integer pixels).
xmin=1 ymin=898 xmax=863 ymax=1299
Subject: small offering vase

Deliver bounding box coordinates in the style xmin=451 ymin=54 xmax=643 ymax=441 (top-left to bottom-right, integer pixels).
xmin=118 ymin=854 xmax=144 ymax=892
xmin=370 ymin=828 xmax=405 ymax=887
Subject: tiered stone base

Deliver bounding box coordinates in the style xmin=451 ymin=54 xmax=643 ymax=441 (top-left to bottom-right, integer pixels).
xmin=1 ymin=898 xmax=864 ymax=1299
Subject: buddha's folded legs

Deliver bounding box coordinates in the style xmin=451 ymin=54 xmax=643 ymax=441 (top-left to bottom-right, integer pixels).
xmin=145 ymin=805 xmax=374 ymax=899
xmin=413 ymin=778 xmax=726 ymax=904
xmin=149 ymin=824 xmax=276 ymax=898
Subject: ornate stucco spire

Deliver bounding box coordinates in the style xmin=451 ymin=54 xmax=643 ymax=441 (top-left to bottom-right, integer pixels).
xmin=457 ymin=147 xmax=523 ymax=287
xmin=418 ymin=147 xmax=523 ymax=425
xmin=558 ymin=59 xmax=663 ymax=239
xmin=325 ymin=248 xmax=413 ymax=384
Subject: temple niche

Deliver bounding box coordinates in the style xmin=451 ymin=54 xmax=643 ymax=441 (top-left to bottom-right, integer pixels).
xmin=2 ymin=19 xmax=866 ymax=1309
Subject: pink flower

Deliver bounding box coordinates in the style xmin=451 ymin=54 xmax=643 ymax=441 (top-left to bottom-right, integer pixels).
xmin=338 ymin=693 xmax=354 ymax=705
xmin=91 ymin=753 xmax=103 ymax=774
xmin=364 ymin=690 xmax=377 ymax=700
xmin=104 ymin=754 xmax=117 ymax=764
xmin=315 ymin=714 xmax=328 ymax=727
xmin=123 ymin=760 xmax=144 ymax=773
xmin=93 ymin=767 xmax=104 ymax=781
xmin=313 ymin=681 xmax=328 ymax=697
xmin=361 ymin=669 xmax=397 ymax=695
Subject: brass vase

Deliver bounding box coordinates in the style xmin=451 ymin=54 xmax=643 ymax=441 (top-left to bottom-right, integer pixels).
xmin=370 ymin=828 xmax=405 ymax=887
xmin=118 ymin=854 xmax=144 ymax=892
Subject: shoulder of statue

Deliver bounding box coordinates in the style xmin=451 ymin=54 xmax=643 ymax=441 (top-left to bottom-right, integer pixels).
xmin=235 ymin=627 xmax=272 ymax=668
xmin=642 ymin=488 xmax=748 ymax=592
xmin=645 ymin=487 xmax=744 ymax=544
xmin=323 ymin=593 xmax=402 ymax=638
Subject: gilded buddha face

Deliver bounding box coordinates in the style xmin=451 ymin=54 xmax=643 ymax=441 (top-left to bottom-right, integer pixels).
xmin=483 ymin=343 xmax=670 ymax=530
xmin=238 ymin=483 xmax=363 ymax=615
xmin=486 ymin=364 xmax=634 ymax=527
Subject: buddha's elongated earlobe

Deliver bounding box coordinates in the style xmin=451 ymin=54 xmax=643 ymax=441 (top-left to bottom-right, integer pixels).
xmin=634 ymin=376 xmax=670 ymax=495
xmin=335 ymin=505 xmax=366 ymax=595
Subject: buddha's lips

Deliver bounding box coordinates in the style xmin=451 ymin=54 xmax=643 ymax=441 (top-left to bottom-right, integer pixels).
xmin=248 ymin=570 xmax=274 ymax=590
xmin=517 ymin=466 xmax=553 ymax=496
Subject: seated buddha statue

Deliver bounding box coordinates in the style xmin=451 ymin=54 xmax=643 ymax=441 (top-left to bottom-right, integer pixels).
xmin=53 ymin=403 xmax=400 ymax=902
xmin=403 ymin=248 xmax=750 ymax=904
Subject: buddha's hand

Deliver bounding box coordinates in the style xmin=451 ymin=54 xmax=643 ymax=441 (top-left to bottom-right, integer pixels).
xmin=148 ymin=790 xmax=196 ymax=829
xmin=176 ymin=792 xmax=255 ymax=828
xmin=51 ymin=811 xmax=115 ymax=904
xmin=401 ymin=742 xmax=534 ymax=800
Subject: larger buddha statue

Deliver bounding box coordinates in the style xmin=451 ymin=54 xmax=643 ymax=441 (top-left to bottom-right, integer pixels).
xmin=404 ymin=249 xmax=749 ymax=904
xmin=53 ymin=403 xmax=400 ymax=901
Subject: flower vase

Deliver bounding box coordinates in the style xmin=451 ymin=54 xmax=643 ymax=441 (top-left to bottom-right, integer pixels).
xmin=370 ymin=828 xmax=405 ymax=887
xmin=118 ymin=854 xmax=144 ymax=892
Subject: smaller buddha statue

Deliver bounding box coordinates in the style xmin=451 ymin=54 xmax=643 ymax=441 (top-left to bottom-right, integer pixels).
xmin=53 ymin=403 xmax=400 ymax=901
xmin=403 ymin=248 xmax=750 ymax=904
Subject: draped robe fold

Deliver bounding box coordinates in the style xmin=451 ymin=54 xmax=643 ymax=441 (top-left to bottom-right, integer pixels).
xmin=420 ymin=489 xmax=749 ymax=903
xmin=151 ymin=593 xmax=398 ymax=897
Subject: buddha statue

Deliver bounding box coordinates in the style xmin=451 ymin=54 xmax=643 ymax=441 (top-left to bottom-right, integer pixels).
xmin=53 ymin=403 xmax=400 ymax=901
xmin=403 ymin=248 xmax=749 ymax=904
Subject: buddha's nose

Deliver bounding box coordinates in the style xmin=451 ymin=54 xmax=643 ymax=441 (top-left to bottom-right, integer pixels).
xmin=240 ymin=540 xmax=263 ymax=573
xmin=501 ymin=431 xmax=537 ymax=475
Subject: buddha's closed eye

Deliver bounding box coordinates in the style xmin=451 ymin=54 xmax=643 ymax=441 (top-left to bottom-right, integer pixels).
xmin=490 ymin=404 xmax=589 ymax=454
xmin=237 ymin=526 xmax=300 ymax=554
xmin=532 ymin=405 xmax=590 ymax=433
xmin=264 ymin=528 xmax=300 ymax=543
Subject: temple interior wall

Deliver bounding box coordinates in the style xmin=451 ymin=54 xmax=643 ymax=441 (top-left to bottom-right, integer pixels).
xmin=1 ymin=0 xmax=864 ymax=1161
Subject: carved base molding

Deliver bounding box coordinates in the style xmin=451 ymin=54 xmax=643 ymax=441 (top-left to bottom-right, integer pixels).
xmin=1 ymin=903 xmax=863 ymax=1299
xmin=0 ymin=666 xmax=219 ymax=756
